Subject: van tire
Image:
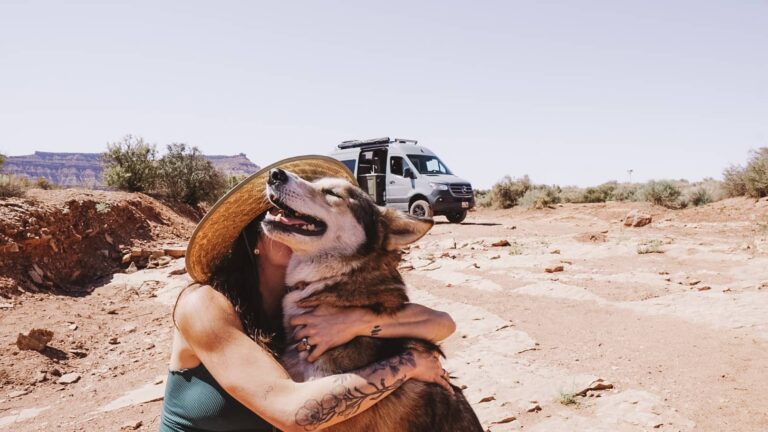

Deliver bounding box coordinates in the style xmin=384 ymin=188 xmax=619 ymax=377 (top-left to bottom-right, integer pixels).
xmin=409 ymin=200 xmax=433 ymax=218
xmin=446 ymin=210 xmax=467 ymax=223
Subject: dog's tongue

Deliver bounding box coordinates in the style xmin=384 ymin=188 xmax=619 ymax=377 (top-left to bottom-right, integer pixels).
xmin=279 ymin=215 xmax=306 ymax=226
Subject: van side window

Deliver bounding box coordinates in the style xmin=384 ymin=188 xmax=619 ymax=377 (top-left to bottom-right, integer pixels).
xmin=390 ymin=156 xmax=404 ymax=176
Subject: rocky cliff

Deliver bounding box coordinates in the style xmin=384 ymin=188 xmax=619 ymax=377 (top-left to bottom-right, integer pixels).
xmin=1 ymin=152 xmax=260 ymax=187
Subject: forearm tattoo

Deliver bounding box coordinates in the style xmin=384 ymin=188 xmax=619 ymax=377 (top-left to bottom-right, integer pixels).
xmin=370 ymin=324 xmax=382 ymax=337
xmin=294 ymin=351 xmax=415 ymax=430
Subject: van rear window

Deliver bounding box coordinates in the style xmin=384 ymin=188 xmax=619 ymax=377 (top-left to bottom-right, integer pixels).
xmin=340 ymin=159 xmax=356 ymax=173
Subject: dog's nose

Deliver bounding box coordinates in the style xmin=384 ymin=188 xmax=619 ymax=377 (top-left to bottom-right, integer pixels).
xmin=268 ymin=168 xmax=288 ymax=185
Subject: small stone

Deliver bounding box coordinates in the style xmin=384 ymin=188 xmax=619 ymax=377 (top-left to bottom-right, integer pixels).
xmin=624 ymin=210 xmax=652 ymax=227
xmin=550 ymin=249 xmax=561 ymax=254
xmin=145 ymin=343 xmax=156 ymax=350
xmin=697 ymin=286 xmax=711 ymax=291
xmin=527 ymin=403 xmax=542 ymax=413
xmin=545 ymin=265 xmax=565 ymax=273
xmin=687 ymin=279 xmax=701 ymax=286
xmin=125 ymin=262 xmax=138 ymax=274
xmin=49 ymin=368 xmax=62 ymax=377
xmin=17 ymin=328 xmax=54 ymax=351
xmin=122 ymin=253 xmax=132 ymax=264
xmin=28 ymin=269 xmax=44 ymax=284
xmin=109 ymin=337 xmax=120 ymax=345
xmin=169 ymin=268 xmax=187 ymax=276
xmin=164 ymin=247 xmax=186 ymax=258
xmin=34 ymin=372 xmax=47 ymax=383
xmin=478 ymin=395 xmax=496 ymax=403
xmin=9 ymin=389 xmax=31 ymax=398
xmin=121 ymin=420 xmax=142 ymax=430
xmin=493 ymin=416 xmax=517 ymax=424
xmin=122 ymin=324 xmax=138 ymax=334
xmin=491 ymin=239 xmax=511 ymax=247
xmin=58 ymin=373 xmax=81 ymax=384
xmin=105 ymin=233 xmax=114 ymax=245
xmin=69 ymin=324 xmax=78 ymax=331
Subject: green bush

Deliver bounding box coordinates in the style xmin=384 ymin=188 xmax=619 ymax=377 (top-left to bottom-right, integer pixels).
xmin=743 ymin=148 xmax=768 ymax=198
xmin=519 ymin=186 xmax=561 ymax=209
xmin=488 ymin=175 xmax=531 ymax=209
xmin=687 ymin=187 xmax=712 ymax=207
xmin=641 ymin=180 xmax=683 ymax=208
xmin=609 ymin=183 xmax=640 ymax=201
xmin=474 ymin=189 xmax=492 ymax=208
xmin=157 ymin=143 xmax=228 ymax=205
xmin=102 ymin=135 xmax=159 ymax=192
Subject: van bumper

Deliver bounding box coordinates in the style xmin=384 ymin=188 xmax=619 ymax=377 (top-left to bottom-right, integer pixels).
xmin=429 ymin=190 xmax=475 ymax=214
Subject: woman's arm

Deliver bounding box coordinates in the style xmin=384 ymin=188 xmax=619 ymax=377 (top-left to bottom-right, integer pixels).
xmin=176 ymin=286 xmax=449 ymax=432
xmin=291 ymin=303 xmax=456 ymax=362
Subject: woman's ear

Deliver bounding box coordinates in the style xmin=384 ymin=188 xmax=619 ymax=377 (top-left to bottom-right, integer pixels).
xmin=380 ymin=208 xmax=434 ymax=251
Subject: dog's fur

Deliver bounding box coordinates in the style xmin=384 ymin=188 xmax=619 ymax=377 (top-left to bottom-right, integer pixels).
xmin=262 ymin=169 xmax=483 ymax=432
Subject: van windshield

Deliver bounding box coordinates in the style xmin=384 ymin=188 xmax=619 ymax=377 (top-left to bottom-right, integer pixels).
xmin=407 ymin=155 xmax=453 ymax=175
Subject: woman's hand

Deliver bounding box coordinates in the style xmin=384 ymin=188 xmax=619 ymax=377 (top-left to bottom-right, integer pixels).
xmin=290 ymin=305 xmax=371 ymax=362
xmin=407 ymin=350 xmax=454 ymax=394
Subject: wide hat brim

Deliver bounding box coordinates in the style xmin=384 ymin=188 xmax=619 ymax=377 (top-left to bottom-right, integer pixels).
xmin=185 ymin=155 xmax=356 ymax=283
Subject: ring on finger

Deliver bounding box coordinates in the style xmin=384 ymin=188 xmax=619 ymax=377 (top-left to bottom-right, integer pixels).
xmin=298 ymin=337 xmax=313 ymax=352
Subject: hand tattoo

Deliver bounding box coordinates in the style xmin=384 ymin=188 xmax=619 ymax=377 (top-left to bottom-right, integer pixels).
xmin=294 ymin=351 xmax=413 ymax=430
xmin=370 ymin=324 xmax=382 ymax=337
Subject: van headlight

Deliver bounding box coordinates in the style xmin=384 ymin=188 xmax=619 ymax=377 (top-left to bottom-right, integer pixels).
xmin=430 ymin=182 xmax=449 ymax=191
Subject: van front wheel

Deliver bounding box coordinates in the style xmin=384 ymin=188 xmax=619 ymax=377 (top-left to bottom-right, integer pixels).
xmin=409 ymin=200 xmax=433 ymax=218
xmin=446 ymin=210 xmax=467 ymax=223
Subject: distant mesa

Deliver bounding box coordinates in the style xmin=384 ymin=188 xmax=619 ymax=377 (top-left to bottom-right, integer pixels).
xmin=1 ymin=151 xmax=260 ymax=188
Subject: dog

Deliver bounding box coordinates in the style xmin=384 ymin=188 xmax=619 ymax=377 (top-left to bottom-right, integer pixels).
xmin=261 ymin=167 xmax=483 ymax=432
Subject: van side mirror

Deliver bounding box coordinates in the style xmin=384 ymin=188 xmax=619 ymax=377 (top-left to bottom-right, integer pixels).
xmin=404 ymin=167 xmax=416 ymax=179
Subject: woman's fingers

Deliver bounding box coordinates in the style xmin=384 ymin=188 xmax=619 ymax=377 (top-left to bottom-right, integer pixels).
xmin=307 ymin=343 xmax=327 ymax=362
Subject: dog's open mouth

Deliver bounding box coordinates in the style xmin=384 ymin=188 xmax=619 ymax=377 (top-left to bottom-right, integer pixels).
xmin=265 ymin=194 xmax=327 ymax=236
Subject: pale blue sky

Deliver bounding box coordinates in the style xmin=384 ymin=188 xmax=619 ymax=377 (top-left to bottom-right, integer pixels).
xmin=1 ymin=1 xmax=766 ymax=188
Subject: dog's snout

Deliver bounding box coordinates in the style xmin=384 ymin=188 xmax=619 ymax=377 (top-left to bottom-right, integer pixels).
xmin=268 ymin=168 xmax=288 ymax=186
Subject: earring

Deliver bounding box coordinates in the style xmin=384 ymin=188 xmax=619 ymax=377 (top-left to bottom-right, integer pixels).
xmin=253 ymin=248 xmax=260 ymax=256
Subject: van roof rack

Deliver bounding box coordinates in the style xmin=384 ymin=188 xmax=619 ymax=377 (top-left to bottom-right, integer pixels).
xmin=337 ymin=137 xmax=418 ymax=149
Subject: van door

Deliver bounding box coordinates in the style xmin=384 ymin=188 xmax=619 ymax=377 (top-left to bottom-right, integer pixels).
xmin=386 ymin=155 xmax=413 ymax=211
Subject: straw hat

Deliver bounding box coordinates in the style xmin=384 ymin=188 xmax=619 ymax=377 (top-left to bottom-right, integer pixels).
xmin=186 ymin=155 xmax=356 ymax=283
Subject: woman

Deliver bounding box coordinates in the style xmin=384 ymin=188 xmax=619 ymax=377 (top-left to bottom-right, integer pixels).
xmin=161 ymin=156 xmax=456 ymax=432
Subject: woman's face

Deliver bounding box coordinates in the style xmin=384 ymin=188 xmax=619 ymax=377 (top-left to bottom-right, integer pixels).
xmin=256 ymin=235 xmax=293 ymax=267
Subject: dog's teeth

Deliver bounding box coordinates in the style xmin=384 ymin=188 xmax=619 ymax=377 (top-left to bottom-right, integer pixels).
xmin=307 ymin=224 xmax=315 ymax=231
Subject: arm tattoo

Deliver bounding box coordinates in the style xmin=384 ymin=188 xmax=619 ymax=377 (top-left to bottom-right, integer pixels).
xmin=294 ymin=351 xmax=414 ymax=430
xmin=370 ymin=324 xmax=382 ymax=337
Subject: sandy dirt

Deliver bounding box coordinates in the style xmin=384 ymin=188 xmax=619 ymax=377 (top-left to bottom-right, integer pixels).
xmin=2 ymin=197 xmax=768 ymax=431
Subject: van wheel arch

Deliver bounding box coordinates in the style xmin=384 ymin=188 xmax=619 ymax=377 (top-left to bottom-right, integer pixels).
xmin=408 ymin=195 xmax=433 ymax=218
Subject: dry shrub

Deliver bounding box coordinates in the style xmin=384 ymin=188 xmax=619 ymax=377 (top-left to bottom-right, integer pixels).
xmin=641 ymin=180 xmax=683 ymax=209
xmin=0 ymin=174 xmax=27 ymax=198
xmin=723 ymin=148 xmax=768 ymax=198
xmin=157 ymin=143 xmax=227 ymax=205
xmin=519 ymin=186 xmax=561 ymax=209
xmin=488 ymin=175 xmax=532 ymax=209
xmin=102 ymin=135 xmax=159 ymax=193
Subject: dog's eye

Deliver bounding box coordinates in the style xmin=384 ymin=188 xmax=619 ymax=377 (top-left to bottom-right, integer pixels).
xmin=323 ymin=189 xmax=342 ymax=199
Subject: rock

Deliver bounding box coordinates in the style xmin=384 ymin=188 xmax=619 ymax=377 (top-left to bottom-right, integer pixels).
xmin=545 ymin=265 xmax=565 ymax=273
xmin=109 ymin=337 xmax=120 ymax=345
xmin=687 ymin=279 xmax=701 ymax=286
xmin=478 ymin=395 xmax=496 ymax=403
xmin=121 ymin=420 xmax=143 ymax=430
xmin=156 ymin=256 xmax=172 ymax=267
xmin=550 ymin=249 xmax=561 ymax=254
xmin=105 ymin=233 xmax=114 ymax=245
xmin=33 ymin=372 xmax=47 ymax=383
xmin=28 ymin=268 xmax=44 ymax=284
xmin=490 ymin=255 xmax=500 ymax=260
xmin=5 ymin=242 xmax=20 ymax=252
xmin=131 ymin=247 xmax=143 ymax=257
xmin=576 ymin=378 xmax=614 ymax=396
xmin=491 ymin=239 xmax=511 ymax=247
xmin=57 ymin=373 xmax=81 ymax=384
xmin=9 ymin=389 xmax=31 ymax=398
xmin=493 ymin=416 xmax=518 ymax=424
xmin=16 ymin=328 xmax=54 ymax=351
xmin=169 ymin=268 xmax=187 ymax=276
xmin=69 ymin=324 xmax=78 ymax=331
xmin=0 ymin=303 xmax=13 ymax=309
xmin=575 ymin=232 xmax=607 ymax=243
xmin=164 ymin=247 xmax=187 ymax=258
xmin=125 ymin=262 xmax=138 ymax=274
xmin=122 ymin=324 xmax=138 ymax=334
xmin=527 ymin=402 xmax=542 ymax=413
xmin=697 ymin=285 xmax=711 ymax=291
xmin=122 ymin=253 xmax=132 ymax=264
xmin=49 ymin=368 xmax=62 ymax=377
xmin=624 ymin=210 xmax=652 ymax=227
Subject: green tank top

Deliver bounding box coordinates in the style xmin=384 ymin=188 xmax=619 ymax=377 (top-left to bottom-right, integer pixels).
xmin=160 ymin=363 xmax=278 ymax=432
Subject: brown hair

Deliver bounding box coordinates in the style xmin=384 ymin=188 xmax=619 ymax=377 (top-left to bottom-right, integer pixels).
xmin=174 ymin=214 xmax=283 ymax=354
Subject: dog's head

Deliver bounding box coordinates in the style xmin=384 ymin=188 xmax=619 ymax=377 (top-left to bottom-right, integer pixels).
xmin=262 ymin=168 xmax=433 ymax=256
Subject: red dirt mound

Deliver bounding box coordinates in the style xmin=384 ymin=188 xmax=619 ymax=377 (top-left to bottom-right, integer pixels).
xmin=0 ymin=189 xmax=199 ymax=297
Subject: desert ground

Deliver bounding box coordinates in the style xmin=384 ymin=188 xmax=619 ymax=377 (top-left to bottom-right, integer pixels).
xmin=2 ymin=196 xmax=768 ymax=431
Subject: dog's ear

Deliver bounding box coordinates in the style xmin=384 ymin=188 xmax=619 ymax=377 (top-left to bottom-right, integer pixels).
xmin=380 ymin=208 xmax=434 ymax=251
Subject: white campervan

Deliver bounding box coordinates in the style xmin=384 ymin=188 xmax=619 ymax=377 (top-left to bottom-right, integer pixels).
xmin=329 ymin=137 xmax=475 ymax=223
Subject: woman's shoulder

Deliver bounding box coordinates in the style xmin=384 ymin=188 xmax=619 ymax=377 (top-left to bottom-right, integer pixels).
xmin=174 ymin=283 xmax=239 ymax=328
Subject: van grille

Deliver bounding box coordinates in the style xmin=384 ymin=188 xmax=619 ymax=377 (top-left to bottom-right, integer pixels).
xmin=450 ymin=184 xmax=473 ymax=197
